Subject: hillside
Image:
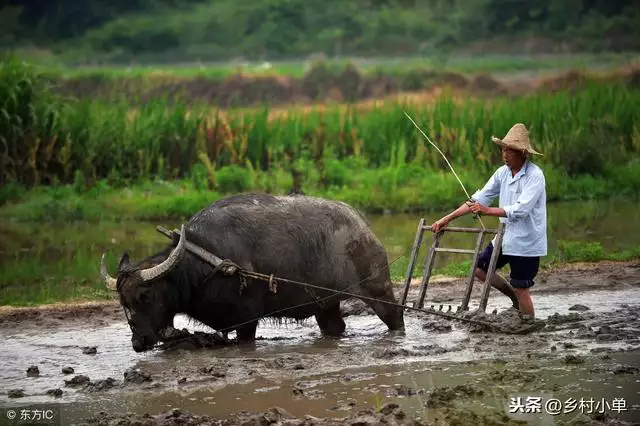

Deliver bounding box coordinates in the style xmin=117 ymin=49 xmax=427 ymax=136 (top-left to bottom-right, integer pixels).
xmin=3 ymin=0 xmax=640 ymax=65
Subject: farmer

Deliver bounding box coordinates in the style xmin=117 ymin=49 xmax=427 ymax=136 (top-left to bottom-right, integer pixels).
xmin=430 ymin=123 xmax=547 ymax=319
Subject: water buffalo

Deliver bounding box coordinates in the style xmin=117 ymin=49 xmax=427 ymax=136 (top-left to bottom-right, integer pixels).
xmin=100 ymin=193 xmax=405 ymax=352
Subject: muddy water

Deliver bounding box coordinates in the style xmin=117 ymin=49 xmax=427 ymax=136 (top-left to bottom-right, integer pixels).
xmin=1 ymin=197 xmax=640 ymax=424
xmin=2 ymin=281 xmax=640 ymax=424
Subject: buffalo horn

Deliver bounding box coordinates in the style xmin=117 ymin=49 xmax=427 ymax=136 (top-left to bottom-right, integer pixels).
xmin=138 ymin=224 xmax=187 ymax=282
xmin=100 ymin=253 xmax=118 ymax=290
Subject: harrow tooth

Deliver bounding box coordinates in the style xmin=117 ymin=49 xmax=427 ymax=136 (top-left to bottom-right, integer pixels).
xmin=447 ymin=305 xmax=452 ymax=312
xmin=492 ymin=309 xmax=498 ymax=315
xmin=412 ymin=304 xmax=500 ymax=329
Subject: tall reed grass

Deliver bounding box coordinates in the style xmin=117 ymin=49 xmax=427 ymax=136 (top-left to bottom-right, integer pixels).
xmin=2 ymin=58 xmax=639 ymax=190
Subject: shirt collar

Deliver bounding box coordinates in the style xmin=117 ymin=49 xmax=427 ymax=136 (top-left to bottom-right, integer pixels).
xmin=509 ymin=159 xmax=529 ymax=183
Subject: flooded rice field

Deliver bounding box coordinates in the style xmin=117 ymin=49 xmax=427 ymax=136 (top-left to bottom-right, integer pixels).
xmin=1 ymin=198 xmax=640 ymax=424
xmin=1 ymin=261 xmax=640 ymax=425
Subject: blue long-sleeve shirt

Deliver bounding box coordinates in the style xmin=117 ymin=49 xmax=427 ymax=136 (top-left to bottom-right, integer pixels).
xmin=471 ymin=160 xmax=548 ymax=257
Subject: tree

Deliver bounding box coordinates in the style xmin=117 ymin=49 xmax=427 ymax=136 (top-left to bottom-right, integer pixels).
xmin=0 ymin=6 xmax=23 ymax=46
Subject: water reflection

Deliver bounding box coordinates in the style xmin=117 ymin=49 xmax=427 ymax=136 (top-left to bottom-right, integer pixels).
xmin=366 ymin=198 xmax=640 ymax=268
xmin=1 ymin=198 xmax=639 ymax=273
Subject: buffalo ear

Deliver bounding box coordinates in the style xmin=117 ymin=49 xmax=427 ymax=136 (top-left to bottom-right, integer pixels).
xmin=118 ymin=252 xmax=131 ymax=271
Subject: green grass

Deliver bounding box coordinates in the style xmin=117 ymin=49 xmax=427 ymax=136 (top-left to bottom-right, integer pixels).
xmin=2 ymin=157 xmax=639 ymax=222
xmin=0 ymin=252 xmax=113 ymax=306
xmin=0 ymin=219 xmax=164 ymax=306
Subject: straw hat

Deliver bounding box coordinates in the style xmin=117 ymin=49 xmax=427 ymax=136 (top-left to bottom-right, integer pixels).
xmin=491 ymin=123 xmax=543 ymax=156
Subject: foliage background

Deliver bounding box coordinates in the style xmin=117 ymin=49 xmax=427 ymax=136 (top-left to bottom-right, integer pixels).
xmin=2 ymin=0 xmax=639 ymax=64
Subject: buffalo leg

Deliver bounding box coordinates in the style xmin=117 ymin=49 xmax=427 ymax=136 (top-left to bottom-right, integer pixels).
xmin=315 ymin=303 xmax=346 ymax=336
xmin=365 ymin=284 xmax=405 ymax=332
xmin=236 ymin=321 xmax=258 ymax=343
xmin=348 ymin=240 xmax=405 ymax=331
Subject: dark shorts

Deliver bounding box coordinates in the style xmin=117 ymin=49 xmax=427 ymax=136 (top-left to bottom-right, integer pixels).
xmin=476 ymin=242 xmax=540 ymax=289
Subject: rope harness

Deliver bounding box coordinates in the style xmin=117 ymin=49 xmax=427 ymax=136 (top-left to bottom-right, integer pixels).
xmin=117 ymin=278 xmax=146 ymax=344
xmin=122 ymin=304 xmax=138 ymax=340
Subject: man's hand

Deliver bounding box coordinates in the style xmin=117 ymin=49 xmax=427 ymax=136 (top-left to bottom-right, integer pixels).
xmin=468 ymin=202 xmax=488 ymax=215
xmin=430 ymin=217 xmax=450 ymax=233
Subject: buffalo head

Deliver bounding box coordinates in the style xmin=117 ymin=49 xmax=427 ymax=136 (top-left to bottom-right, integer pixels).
xmin=100 ymin=225 xmax=187 ymax=352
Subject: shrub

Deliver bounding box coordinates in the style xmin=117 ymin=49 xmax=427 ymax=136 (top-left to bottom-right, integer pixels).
xmin=323 ymin=158 xmax=349 ymax=188
xmin=301 ymin=60 xmax=336 ymax=100
xmin=190 ymin=163 xmax=210 ymax=192
xmin=556 ymin=240 xmax=606 ymax=262
xmin=215 ymin=165 xmax=253 ymax=194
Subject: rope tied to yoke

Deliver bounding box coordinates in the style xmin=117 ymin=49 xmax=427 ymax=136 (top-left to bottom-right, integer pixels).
xmin=209 ymin=258 xmax=278 ymax=296
xmin=268 ymin=274 xmax=277 ymax=294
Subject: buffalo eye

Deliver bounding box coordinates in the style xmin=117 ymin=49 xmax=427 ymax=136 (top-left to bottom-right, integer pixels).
xmin=135 ymin=289 xmax=151 ymax=309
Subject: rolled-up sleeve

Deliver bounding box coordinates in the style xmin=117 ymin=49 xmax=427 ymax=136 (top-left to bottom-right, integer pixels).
xmin=504 ymin=174 xmax=545 ymax=221
xmin=471 ymin=170 xmax=501 ymax=206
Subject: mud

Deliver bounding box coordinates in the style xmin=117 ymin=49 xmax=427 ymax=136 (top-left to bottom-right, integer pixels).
xmin=425 ymin=384 xmax=485 ymax=408
xmin=0 ymin=300 xmax=122 ymax=329
xmin=82 ymin=405 xmax=415 ymax=426
xmin=158 ymin=328 xmax=231 ymax=351
xmin=1 ymin=260 xmax=640 ymax=425
xmin=46 ymin=388 xmax=63 ymax=398
xmin=124 ymin=368 xmax=153 ymax=384
xmin=7 ymin=390 xmax=24 ymax=399
xmin=64 ymin=375 xmax=91 ymax=388
xmin=77 ymin=403 xmax=559 ymax=426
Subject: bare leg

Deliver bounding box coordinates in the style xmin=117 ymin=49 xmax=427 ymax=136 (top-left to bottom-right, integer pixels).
xmin=514 ymin=288 xmax=535 ymax=318
xmin=344 ymin=237 xmax=406 ymax=332
xmin=474 ymin=268 xmax=519 ymax=309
